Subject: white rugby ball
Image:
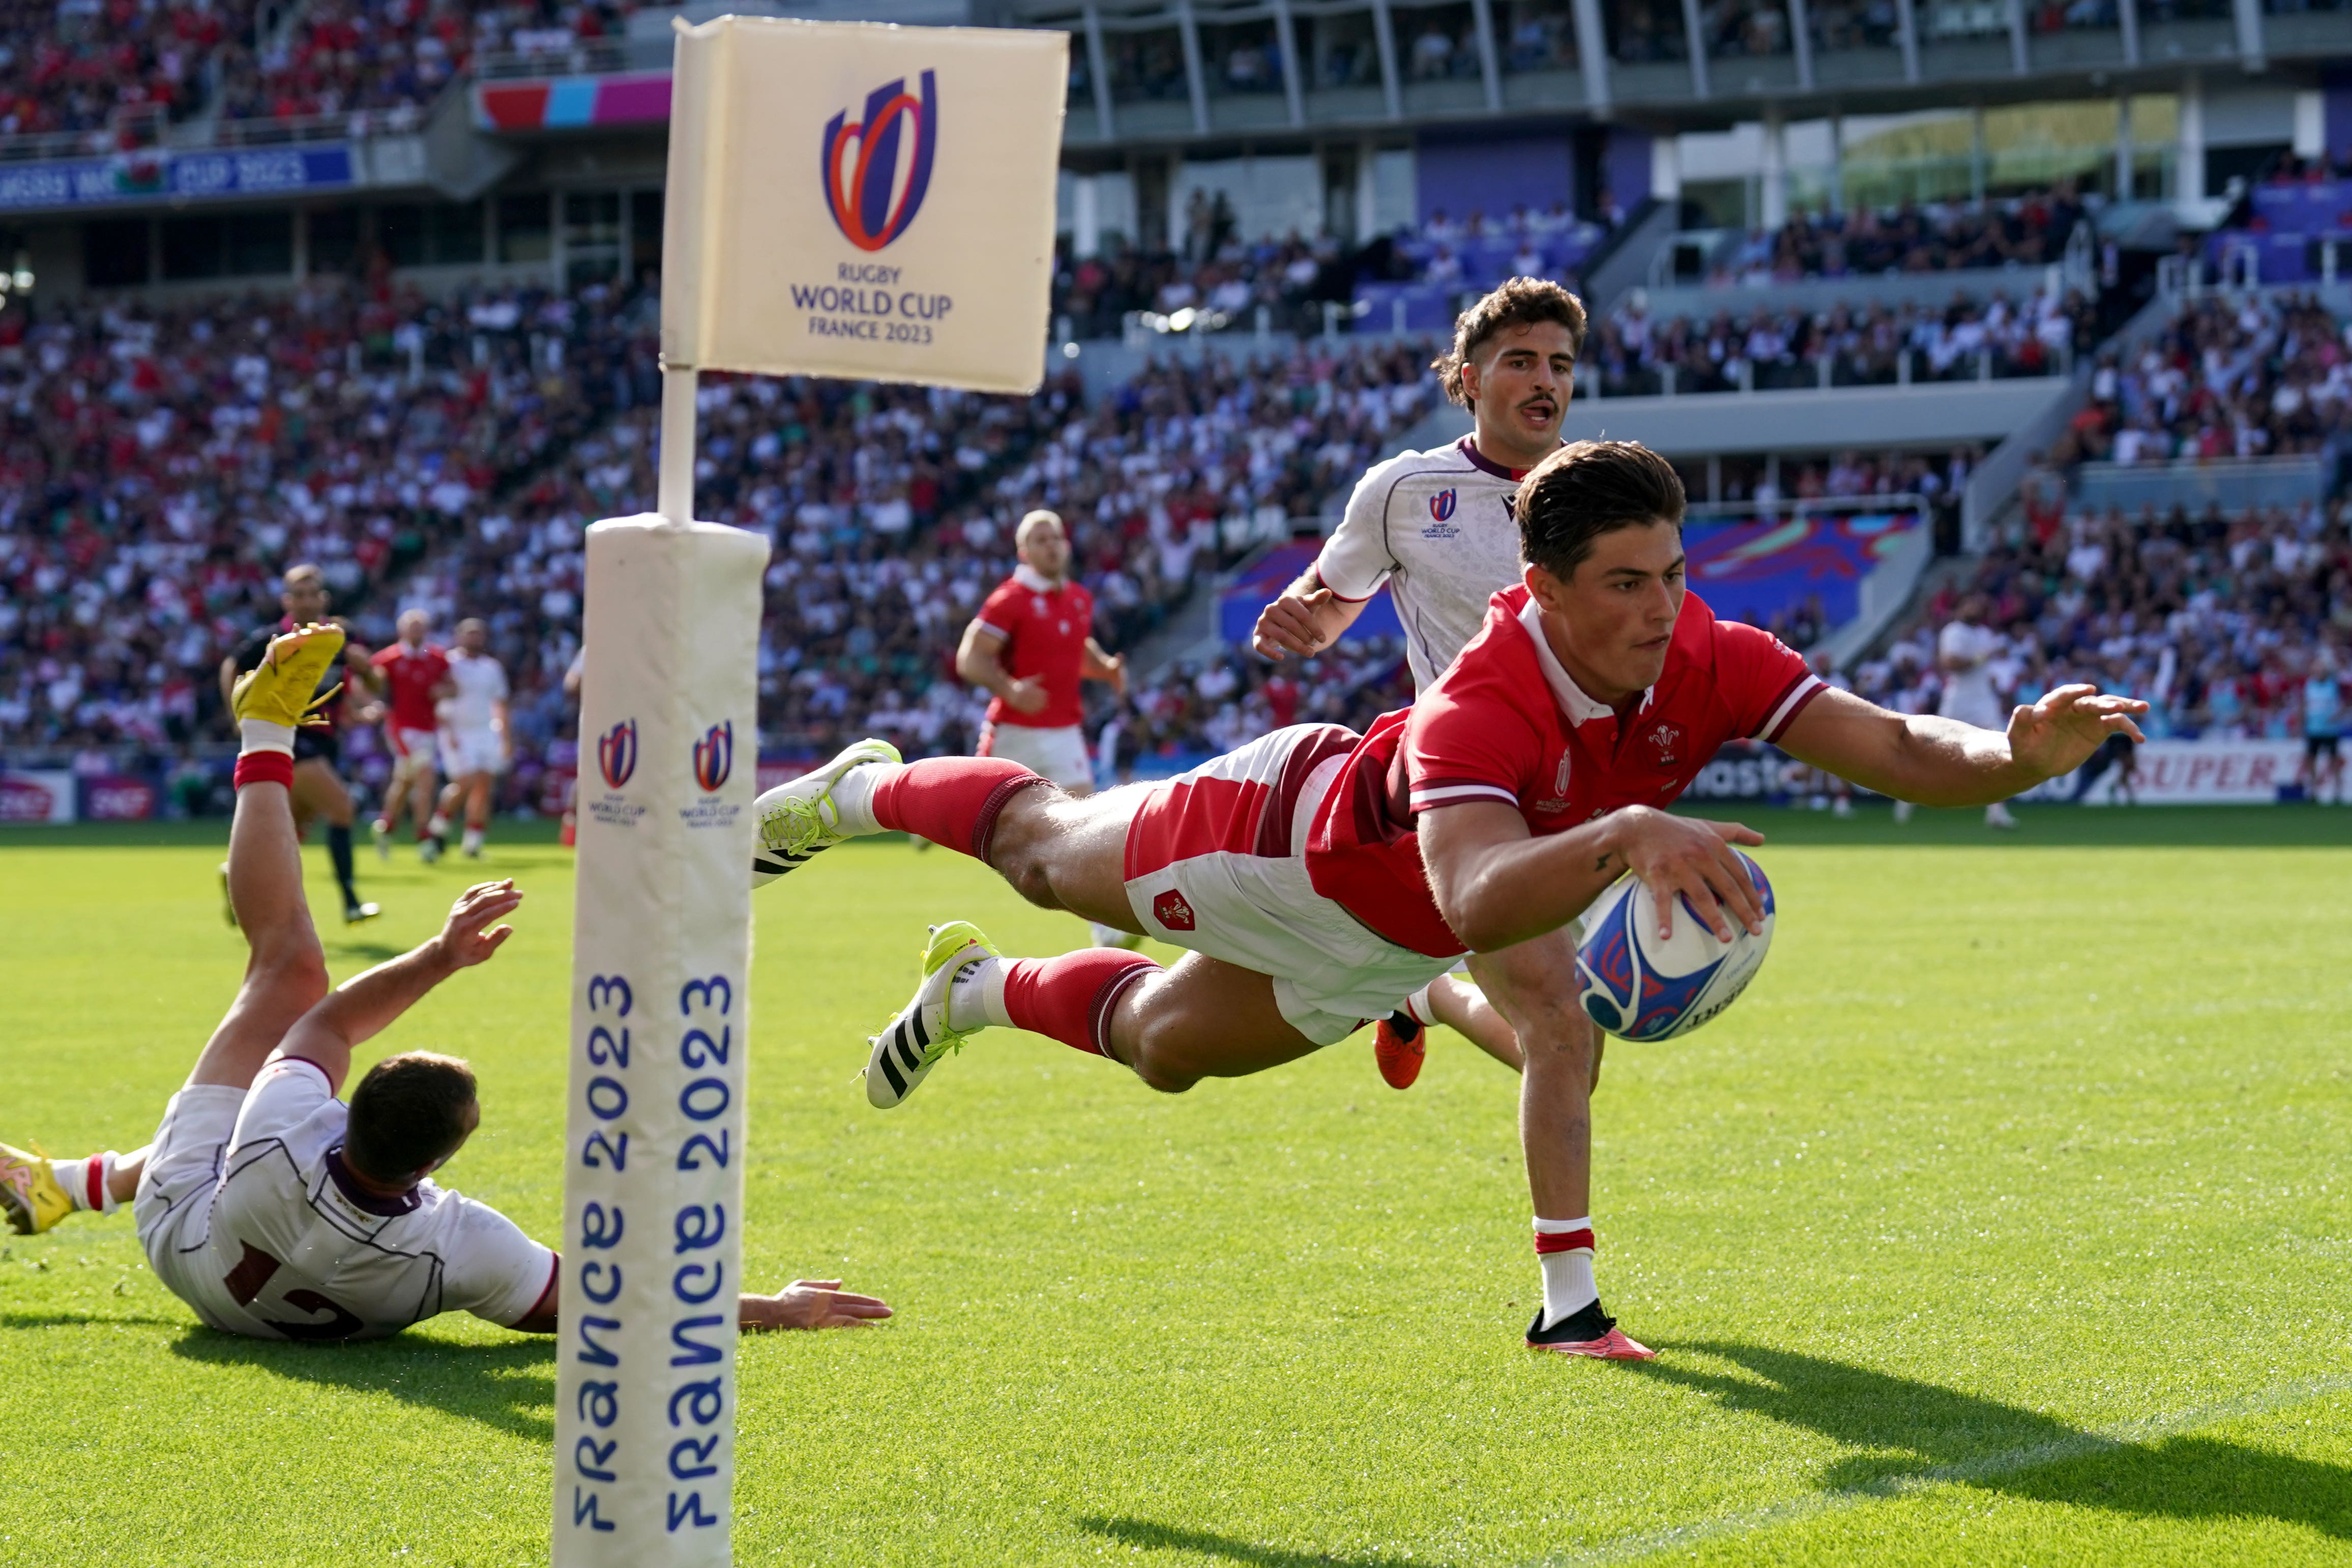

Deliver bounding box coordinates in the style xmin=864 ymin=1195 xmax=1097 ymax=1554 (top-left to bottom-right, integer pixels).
xmin=1574 ymin=851 xmax=1775 ymax=1042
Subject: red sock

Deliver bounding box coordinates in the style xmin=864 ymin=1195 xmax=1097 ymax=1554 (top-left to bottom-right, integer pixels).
xmin=872 ymin=757 xmax=1049 ymax=860
xmin=1003 ymin=950 xmax=1159 ymax=1058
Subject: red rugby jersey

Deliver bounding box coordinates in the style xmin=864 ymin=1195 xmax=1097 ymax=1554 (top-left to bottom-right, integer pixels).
xmin=974 ymin=568 xmax=1095 ymax=730
xmin=1306 ymin=585 xmax=1824 ymax=957
xmin=371 ymin=641 xmax=451 ymax=731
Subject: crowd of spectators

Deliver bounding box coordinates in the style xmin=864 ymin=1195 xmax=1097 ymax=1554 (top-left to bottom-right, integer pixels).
xmin=213 ymin=0 xmax=469 ymax=129
xmin=2052 ymin=292 xmax=2352 ymax=468
xmin=393 ymin=332 xmax=1443 ymax=801
xmin=1101 ymin=635 xmax=1416 ymax=779
xmin=0 ymin=0 xmax=258 ymax=139
xmin=1587 ymin=286 xmax=2093 ymax=394
xmin=1702 ymin=186 xmax=2089 ymax=283
xmin=1863 ymin=496 xmax=2348 ymax=739
xmin=0 ymin=278 xmax=650 ymax=759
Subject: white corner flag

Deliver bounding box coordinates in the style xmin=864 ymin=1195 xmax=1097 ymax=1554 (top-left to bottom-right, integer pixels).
xmin=556 ymin=15 xmax=1065 ymax=1567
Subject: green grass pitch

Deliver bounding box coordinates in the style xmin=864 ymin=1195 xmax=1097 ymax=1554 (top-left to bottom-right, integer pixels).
xmin=4 ymin=807 xmax=2351 ymax=1566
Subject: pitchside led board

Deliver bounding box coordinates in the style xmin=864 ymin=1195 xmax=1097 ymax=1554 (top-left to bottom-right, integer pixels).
xmin=555 ymin=17 xmax=1065 ymax=1568
xmin=661 ymin=14 xmax=1069 ymax=394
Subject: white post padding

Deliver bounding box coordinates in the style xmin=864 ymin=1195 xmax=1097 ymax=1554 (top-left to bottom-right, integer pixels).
xmin=660 ymin=14 xmax=1067 ymax=395
xmin=556 ymin=515 xmax=769 ymax=1566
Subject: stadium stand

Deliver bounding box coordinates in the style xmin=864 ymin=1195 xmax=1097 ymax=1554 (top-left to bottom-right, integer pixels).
xmin=1591 ymin=285 xmax=2095 ymax=394
xmin=0 ymin=0 xmax=259 ymax=136
xmin=214 ymin=0 xmax=471 ymax=126
xmin=1867 ymin=496 xmax=2349 ymax=737
xmin=1679 ymin=185 xmax=2090 ymax=285
xmin=2059 ymin=291 xmax=2352 ymax=467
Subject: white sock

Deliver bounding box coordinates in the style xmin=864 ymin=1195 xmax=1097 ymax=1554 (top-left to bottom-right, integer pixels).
xmin=1087 ymin=922 xmax=1129 ymax=948
xmin=945 ymin=955 xmax=1012 ymax=1033
xmin=830 ymin=761 xmax=901 ymax=837
xmin=1535 ymin=1215 xmax=1598 ymax=1329
xmin=1401 ymin=983 xmax=1435 ymax=1027
xmin=428 ymin=813 xmax=451 ymax=837
xmin=54 ymin=1152 xmax=120 ymax=1215
xmin=462 ymin=826 xmax=484 ymax=854
xmin=239 ymin=719 xmax=295 ymax=756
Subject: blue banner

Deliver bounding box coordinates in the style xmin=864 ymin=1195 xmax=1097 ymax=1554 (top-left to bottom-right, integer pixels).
xmin=0 ymin=144 xmax=353 ymax=212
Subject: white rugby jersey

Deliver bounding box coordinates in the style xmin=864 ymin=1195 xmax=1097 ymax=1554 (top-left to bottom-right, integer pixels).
xmin=438 ymin=649 xmax=509 ymax=734
xmin=1936 ymin=619 xmax=2005 ymax=726
xmin=174 ymin=1059 xmax=554 ymax=1341
xmin=1316 ymin=436 xmax=1535 ymax=691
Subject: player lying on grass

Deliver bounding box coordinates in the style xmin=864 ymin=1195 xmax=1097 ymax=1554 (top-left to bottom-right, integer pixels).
xmin=752 ymin=440 xmax=2145 ymax=1359
xmin=1 ymin=623 xmax=889 ymax=1342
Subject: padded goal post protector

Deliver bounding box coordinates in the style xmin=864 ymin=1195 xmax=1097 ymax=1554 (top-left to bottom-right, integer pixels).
xmin=660 ymin=14 xmax=1066 ymax=395
xmin=556 ymin=515 xmax=768 ymax=1565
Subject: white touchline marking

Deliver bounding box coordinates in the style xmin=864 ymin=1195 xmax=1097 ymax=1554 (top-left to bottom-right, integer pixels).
xmin=1521 ymin=1372 xmax=2352 ymax=1567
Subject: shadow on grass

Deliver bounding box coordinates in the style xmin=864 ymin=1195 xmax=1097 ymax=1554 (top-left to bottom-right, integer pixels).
xmin=1 ymin=1311 xmax=191 ymax=1329
xmin=322 ymin=940 xmax=405 ymax=962
xmin=1076 ymin=1517 xmax=1433 ymax=1567
xmin=168 ymin=1328 xmax=555 ymax=1442
xmin=1631 ymin=1341 xmax=2352 ymax=1540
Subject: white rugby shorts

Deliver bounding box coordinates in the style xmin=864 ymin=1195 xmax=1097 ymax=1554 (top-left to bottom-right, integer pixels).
xmin=133 ymin=1084 xmax=249 ymax=1328
xmin=1120 ymin=724 xmax=1458 ymax=1046
xmin=979 ymin=720 xmax=1095 ymax=790
xmin=438 ymin=726 xmax=504 ymax=778
xmin=386 ymin=727 xmax=437 ymax=778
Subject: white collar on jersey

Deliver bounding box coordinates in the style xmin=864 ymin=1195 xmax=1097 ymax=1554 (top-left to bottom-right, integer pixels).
xmin=1516 ymin=597 xmax=1653 ymax=726
xmin=1012 ymin=563 xmax=1064 ymax=594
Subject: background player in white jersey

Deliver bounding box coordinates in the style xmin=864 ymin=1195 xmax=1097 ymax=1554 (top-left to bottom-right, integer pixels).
xmin=426 ymin=618 xmax=510 ymax=861
xmin=0 ymin=625 xmax=890 ymax=1342
xmin=1251 ymin=277 xmax=1586 ymax=1084
xmin=1913 ymin=595 xmax=2018 ymax=829
xmin=957 ymin=508 xmax=1130 ymax=946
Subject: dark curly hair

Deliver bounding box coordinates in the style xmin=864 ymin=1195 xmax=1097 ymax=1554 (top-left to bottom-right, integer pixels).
xmin=1431 ymin=277 xmax=1588 ymax=408
xmin=1516 ymin=439 xmax=1685 ymax=580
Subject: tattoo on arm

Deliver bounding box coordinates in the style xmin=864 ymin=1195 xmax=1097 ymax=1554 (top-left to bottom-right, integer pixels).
xmin=1594 ymin=852 xmax=1614 ymax=873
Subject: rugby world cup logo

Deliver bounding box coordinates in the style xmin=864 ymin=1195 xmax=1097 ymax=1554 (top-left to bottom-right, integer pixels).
xmin=597 ymin=719 xmax=637 ymax=789
xmin=821 ymin=71 xmax=938 ymax=252
xmin=1429 ymin=488 xmax=1457 ymax=523
xmin=692 ymin=720 xmax=733 ymax=793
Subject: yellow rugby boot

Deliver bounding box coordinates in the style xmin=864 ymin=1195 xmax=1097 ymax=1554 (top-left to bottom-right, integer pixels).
xmin=0 ymin=1142 xmax=73 ymax=1235
xmin=230 ymin=622 xmax=346 ymax=729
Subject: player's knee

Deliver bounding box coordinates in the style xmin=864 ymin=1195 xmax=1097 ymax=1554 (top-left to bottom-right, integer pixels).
xmin=1122 ymin=1014 xmax=1203 ymax=1093
xmin=255 ymin=944 xmax=331 ymax=1008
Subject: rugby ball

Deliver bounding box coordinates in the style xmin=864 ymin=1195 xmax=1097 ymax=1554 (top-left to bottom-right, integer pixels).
xmin=1575 ymin=851 xmax=1775 ymax=1042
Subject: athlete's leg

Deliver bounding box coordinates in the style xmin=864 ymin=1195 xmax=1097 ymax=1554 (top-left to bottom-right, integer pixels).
xmin=409 ymin=759 xmax=440 ymax=838
xmin=188 ymin=773 xmax=332 ymax=1090
xmin=293 ymin=757 xmax=367 ymax=914
xmin=1425 ymin=973 xmax=1527 ymax=1072
xmin=1102 ymin=953 xmax=1325 ymax=1092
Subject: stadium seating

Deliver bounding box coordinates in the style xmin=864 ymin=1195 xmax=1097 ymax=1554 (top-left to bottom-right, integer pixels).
xmin=1862 ymin=496 xmax=2349 ymax=737
xmin=1689 ymin=186 xmax=2090 ymax=285
xmin=214 ymin=0 xmax=471 ymax=125
xmin=2059 ymin=291 xmax=2352 ymax=467
xmin=0 ymin=0 xmax=259 ymax=137
xmin=1590 ymin=286 xmax=2093 ymax=395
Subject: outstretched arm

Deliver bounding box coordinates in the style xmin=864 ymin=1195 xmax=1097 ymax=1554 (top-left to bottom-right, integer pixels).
xmin=508 ymin=1276 xmax=891 ymax=1335
xmin=1777 ymin=683 xmax=2148 ymax=808
xmin=1081 ymin=637 xmax=1126 ymax=696
xmin=1419 ymin=799 xmax=1769 ymax=953
xmin=270 ymin=880 xmax=523 ymax=1092
xmin=1252 ymin=569 xmax=1369 ymax=661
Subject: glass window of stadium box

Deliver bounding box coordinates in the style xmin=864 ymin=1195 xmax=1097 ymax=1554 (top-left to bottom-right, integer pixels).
xmin=1392 ymin=1 xmax=1485 ymax=112
xmin=2136 ymin=0 xmax=2235 ymax=64
xmin=631 ymin=190 xmax=663 ymax=282
xmin=496 ymin=192 xmax=553 ymax=266
xmin=161 ymin=212 xmax=291 ymax=282
xmin=2020 ymin=0 xmax=2123 ymax=71
xmin=1606 ymin=0 xmax=1692 ymax=102
xmin=306 ymin=208 xmax=360 ymax=275
xmin=1195 ymin=2 xmax=1293 ymax=130
xmin=1806 ymin=0 xmax=1906 ymax=86
xmin=2262 ymin=0 xmax=2351 ymax=57
xmin=373 ymin=202 xmax=488 ymax=270
xmin=1701 ymin=1 xmax=1799 ymax=94
xmin=1833 ymin=100 xmax=2142 ymax=209
xmin=1296 ymin=4 xmax=1387 ymax=117
xmin=1499 ymin=0 xmax=1582 ymax=107
xmin=83 ymin=218 xmax=151 ymax=289
xmin=564 ymin=191 xmax=625 ymax=290
xmin=1101 ymin=10 xmax=1196 ymax=137
xmin=1915 ymin=0 xmax=2011 ymax=82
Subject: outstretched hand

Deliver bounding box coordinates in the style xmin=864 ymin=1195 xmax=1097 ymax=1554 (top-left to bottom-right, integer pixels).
xmin=434 ymin=879 xmax=522 ymax=969
xmin=741 ymin=1280 xmax=894 ymax=1332
xmin=2006 ymin=683 xmax=2149 ymax=780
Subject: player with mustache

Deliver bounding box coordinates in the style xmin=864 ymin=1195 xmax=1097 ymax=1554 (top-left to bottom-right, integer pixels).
xmin=1253 ymin=277 xmax=1582 ymax=1088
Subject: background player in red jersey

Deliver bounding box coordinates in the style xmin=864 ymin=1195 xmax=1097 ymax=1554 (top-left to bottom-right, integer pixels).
xmin=956 ymin=507 xmax=1130 ymax=945
xmin=757 ymin=440 xmax=2144 ymax=1358
xmin=369 ymin=609 xmax=451 ymax=861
